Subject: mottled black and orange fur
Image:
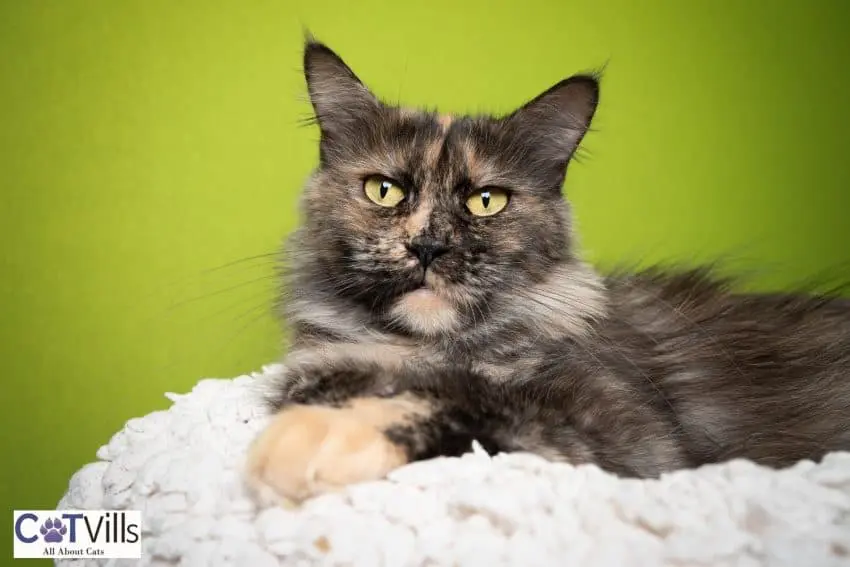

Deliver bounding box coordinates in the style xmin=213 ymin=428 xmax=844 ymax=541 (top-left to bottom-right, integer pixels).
xmin=246 ymin=40 xmax=850 ymax=503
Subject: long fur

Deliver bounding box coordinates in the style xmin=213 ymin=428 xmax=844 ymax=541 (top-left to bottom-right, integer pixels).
xmin=266 ymin=40 xmax=850 ymax=478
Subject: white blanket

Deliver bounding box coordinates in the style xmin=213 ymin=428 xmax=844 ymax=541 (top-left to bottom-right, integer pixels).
xmin=58 ymin=364 xmax=850 ymax=567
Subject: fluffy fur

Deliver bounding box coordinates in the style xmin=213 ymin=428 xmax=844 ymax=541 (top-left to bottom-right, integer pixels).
xmin=246 ymin=40 xmax=850 ymax=503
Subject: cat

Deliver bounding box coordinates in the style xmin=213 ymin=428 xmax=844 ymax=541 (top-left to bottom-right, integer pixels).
xmin=245 ymin=39 xmax=850 ymax=503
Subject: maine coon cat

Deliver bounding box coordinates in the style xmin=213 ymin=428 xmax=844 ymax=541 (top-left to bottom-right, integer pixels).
xmin=246 ymin=40 xmax=850 ymax=503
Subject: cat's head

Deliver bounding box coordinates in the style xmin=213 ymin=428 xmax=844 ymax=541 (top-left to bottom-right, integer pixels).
xmin=295 ymin=41 xmax=599 ymax=338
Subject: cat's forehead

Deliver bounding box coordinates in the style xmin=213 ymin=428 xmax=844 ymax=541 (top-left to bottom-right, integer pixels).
xmin=361 ymin=107 xmax=524 ymax=193
xmin=332 ymin=105 xmax=556 ymax=196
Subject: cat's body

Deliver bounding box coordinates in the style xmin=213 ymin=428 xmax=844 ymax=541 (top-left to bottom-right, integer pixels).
xmin=246 ymin=40 xmax=850 ymax=503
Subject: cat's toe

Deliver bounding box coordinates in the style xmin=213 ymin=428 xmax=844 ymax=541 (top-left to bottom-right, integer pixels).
xmin=245 ymin=404 xmax=409 ymax=504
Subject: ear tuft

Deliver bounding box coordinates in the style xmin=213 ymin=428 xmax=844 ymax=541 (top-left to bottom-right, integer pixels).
xmin=507 ymin=72 xmax=601 ymax=168
xmin=302 ymin=39 xmax=380 ymax=136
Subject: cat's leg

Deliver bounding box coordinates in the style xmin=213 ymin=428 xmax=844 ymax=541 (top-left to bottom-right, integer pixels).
xmin=246 ymin=357 xmax=689 ymax=503
xmin=246 ymin=348 xmax=440 ymax=503
xmin=246 ymin=351 xmax=534 ymax=504
xmin=245 ymin=369 xmax=602 ymax=506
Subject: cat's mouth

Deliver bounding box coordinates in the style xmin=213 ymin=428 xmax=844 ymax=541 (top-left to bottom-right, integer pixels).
xmin=402 ymin=279 xmax=431 ymax=297
xmin=387 ymin=263 xmax=453 ymax=306
xmin=396 ymin=269 xmax=438 ymax=297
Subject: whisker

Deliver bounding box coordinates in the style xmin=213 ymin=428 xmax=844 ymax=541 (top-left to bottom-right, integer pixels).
xmin=166 ymin=275 xmax=279 ymax=312
xmin=198 ymin=252 xmax=281 ymax=275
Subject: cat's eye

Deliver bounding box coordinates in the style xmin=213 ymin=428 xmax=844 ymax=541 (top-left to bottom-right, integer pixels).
xmin=364 ymin=176 xmax=406 ymax=208
xmin=466 ymin=188 xmax=509 ymax=217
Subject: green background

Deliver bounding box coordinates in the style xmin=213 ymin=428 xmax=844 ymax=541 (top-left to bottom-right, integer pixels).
xmin=2 ymin=0 xmax=849 ymax=562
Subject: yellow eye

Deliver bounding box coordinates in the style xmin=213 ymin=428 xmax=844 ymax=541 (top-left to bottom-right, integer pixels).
xmin=466 ymin=188 xmax=509 ymax=217
xmin=364 ymin=177 xmax=406 ymax=207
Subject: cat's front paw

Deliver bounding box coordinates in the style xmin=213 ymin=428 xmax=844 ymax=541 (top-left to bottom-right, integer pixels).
xmin=245 ymin=396 xmax=429 ymax=503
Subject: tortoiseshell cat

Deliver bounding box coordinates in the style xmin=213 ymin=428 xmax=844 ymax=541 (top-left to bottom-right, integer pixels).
xmin=246 ymin=40 xmax=850 ymax=503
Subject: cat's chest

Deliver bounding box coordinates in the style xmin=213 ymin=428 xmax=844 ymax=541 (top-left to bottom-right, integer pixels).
xmin=427 ymin=337 xmax=548 ymax=383
xmin=289 ymin=333 xmax=553 ymax=384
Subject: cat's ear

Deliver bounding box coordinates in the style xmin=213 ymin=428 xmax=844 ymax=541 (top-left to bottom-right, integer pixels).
xmin=303 ymin=40 xmax=381 ymax=137
xmin=506 ymin=74 xmax=600 ymax=169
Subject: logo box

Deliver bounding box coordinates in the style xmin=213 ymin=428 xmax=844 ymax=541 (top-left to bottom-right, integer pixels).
xmin=13 ymin=510 xmax=142 ymax=560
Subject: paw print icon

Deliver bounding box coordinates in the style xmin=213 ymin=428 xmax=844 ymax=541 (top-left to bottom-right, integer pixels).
xmin=40 ymin=518 xmax=67 ymax=543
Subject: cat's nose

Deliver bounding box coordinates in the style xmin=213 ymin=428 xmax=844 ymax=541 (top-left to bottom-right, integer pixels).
xmin=406 ymin=237 xmax=450 ymax=269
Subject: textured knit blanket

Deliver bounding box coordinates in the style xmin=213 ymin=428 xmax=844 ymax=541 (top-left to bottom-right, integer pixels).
xmin=57 ymin=364 xmax=850 ymax=567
